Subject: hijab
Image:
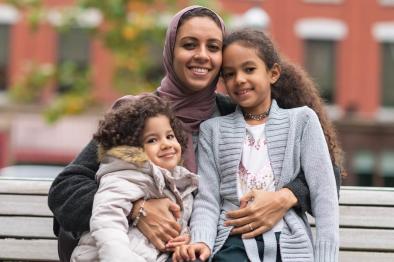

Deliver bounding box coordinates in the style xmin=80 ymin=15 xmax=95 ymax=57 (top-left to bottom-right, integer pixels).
xmin=157 ymin=5 xmax=225 ymax=172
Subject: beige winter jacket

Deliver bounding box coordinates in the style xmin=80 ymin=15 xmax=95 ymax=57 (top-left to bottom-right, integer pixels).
xmin=70 ymin=146 xmax=198 ymax=262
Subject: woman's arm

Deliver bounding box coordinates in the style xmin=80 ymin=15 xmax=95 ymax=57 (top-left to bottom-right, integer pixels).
xmin=284 ymin=166 xmax=341 ymax=215
xmin=48 ymin=139 xmax=99 ymax=234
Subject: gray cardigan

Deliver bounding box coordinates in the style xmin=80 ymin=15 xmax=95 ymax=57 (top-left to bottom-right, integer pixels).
xmin=190 ymin=100 xmax=339 ymax=262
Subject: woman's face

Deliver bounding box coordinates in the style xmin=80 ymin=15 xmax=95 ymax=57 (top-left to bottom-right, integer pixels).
xmin=173 ymin=16 xmax=223 ymax=92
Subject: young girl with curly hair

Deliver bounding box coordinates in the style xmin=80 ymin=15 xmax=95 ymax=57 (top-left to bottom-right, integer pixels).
xmin=174 ymin=29 xmax=339 ymax=262
xmin=70 ymin=94 xmax=198 ymax=262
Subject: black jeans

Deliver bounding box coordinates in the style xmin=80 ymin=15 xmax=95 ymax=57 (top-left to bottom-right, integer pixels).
xmin=212 ymin=233 xmax=282 ymax=262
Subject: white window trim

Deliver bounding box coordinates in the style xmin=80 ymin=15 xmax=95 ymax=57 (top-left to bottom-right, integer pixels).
xmin=303 ymin=0 xmax=343 ymax=4
xmin=228 ymin=7 xmax=270 ymax=30
xmin=47 ymin=8 xmax=102 ymax=28
xmin=0 ymin=4 xmax=20 ymax=24
xmin=372 ymin=22 xmax=394 ymax=42
xmin=379 ymin=0 xmax=394 ymax=6
xmin=295 ymin=18 xmax=348 ymax=40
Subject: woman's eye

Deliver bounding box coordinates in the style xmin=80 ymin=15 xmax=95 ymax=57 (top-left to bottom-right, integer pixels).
xmin=167 ymin=134 xmax=175 ymax=140
xmin=208 ymin=44 xmax=220 ymax=52
xmin=183 ymin=42 xmax=196 ymax=49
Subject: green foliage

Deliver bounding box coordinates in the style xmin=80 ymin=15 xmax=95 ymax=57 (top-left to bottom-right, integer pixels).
xmin=6 ymin=0 xmax=224 ymax=121
xmin=9 ymin=62 xmax=55 ymax=103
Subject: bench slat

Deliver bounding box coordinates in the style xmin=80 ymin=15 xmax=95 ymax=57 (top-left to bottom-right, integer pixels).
xmin=340 ymin=228 xmax=394 ymax=251
xmin=0 ymin=195 xmax=52 ymax=216
xmin=340 ymin=186 xmax=394 ymax=206
xmin=0 ymin=216 xmax=55 ymax=238
xmin=308 ymin=205 xmax=394 ymax=229
xmin=340 ymin=251 xmax=394 ymax=262
xmin=0 ymin=179 xmax=52 ymax=195
xmin=0 ymin=238 xmax=58 ymax=261
xmin=339 ymin=206 xmax=394 ymax=228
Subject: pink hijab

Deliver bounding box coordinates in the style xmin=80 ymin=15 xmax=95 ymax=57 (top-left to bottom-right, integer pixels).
xmin=157 ymin=6 xmax=225 ymax=172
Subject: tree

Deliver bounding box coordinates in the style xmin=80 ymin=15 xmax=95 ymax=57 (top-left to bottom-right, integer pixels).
xmin=6 ymin=0 xmax=179 ymax=122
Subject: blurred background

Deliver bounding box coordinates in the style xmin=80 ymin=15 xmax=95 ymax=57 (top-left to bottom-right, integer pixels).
xmin=0 ymin=0 xmax=393 ymax=186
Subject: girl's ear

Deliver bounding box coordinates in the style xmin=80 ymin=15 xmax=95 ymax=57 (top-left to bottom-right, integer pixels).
xmin=270 ymin=63 xmax=281 ymax=84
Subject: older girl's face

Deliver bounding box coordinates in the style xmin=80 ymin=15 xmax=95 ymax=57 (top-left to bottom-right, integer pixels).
xmin=173 ymin=16 xmax=223 ymax=92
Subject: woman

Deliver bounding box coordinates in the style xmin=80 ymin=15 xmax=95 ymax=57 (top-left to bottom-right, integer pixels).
xmin=48 ymin=5 xmax=340 ymax=261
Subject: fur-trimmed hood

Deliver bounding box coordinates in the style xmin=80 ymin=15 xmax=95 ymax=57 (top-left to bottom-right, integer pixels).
xmin=98 ymin=145 xmax=150 ymax=167
xmin=96 ymin=145 xmax=198 ymax=205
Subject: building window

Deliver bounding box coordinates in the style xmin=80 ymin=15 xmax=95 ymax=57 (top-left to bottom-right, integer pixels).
xmin=0 ymin=24 xmax=10 ymax=92
xmin=304 ymin=39 xmax=336 ymax=103
xmin=381 ymin=151 xmax=394 ymax=187
xmin=352 ymin=150 xmax=375 ymax=186
xmin=381 ymin=43 xmax=394 ymax=107
xmin=57 ymin=27 xmax=90 ymax=93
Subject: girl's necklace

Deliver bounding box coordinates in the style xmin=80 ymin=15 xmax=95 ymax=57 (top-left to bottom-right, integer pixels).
xmin=243 ymin=109 xmax=270 ymax=121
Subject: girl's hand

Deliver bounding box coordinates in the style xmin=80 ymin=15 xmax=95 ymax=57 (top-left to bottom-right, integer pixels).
xmin=224 ymin=188 xmax=297 ymax=238
xmin=172 ymin=243 xmax=211 ymax=262
xmin=130 ymin=198 xmax=181 ymax=251
xmin=165 ymin=234 xmax=191 ymax=251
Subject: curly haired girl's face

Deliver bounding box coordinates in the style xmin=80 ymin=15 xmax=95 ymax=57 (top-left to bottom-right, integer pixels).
xmin=142 ymin=115 xmax=182 ymax=170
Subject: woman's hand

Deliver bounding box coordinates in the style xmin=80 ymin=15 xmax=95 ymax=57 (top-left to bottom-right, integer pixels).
xmin=130 ymin=198 xmax=181 ymax=251
xmin=172 ymin=243 xmax=211 ymax=262
xmin=224 ymin=188 xmax=297 ymax=238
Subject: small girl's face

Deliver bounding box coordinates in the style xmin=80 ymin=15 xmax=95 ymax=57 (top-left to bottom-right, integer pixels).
xmin=222 ymin=43 xmax=280 ymax=116
xmin=142 ymin=115 xmax=182 ymax=170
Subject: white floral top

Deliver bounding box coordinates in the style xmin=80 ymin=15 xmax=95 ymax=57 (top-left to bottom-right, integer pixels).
xmin=237 ymin=123 xmax=283 ymax=232
xmin=237 ymin=123 xmax=275 ymax=197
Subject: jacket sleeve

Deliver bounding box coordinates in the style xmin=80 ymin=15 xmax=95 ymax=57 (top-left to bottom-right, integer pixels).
xmin=300 ymin=110 xmax=339 ymax=262
xmin=190 ymin=122 xmax=221 ymax=252
xmin=48 ymin=139 xmax=99 ymax=234
xmin=90 ymin=173 xmax=146 ymax=262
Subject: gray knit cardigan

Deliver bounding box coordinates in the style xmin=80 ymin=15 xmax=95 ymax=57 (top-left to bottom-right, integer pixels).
xmin=190 ymin=100 xmax=339 ymax=262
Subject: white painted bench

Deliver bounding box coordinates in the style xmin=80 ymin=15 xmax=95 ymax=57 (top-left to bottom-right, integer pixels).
xmin=0 ymin=179 xmax=393 ymax=261
xmin=0 ymin=178 xmax=58 ymax=261
xmin=308 ymin=186 xmax=394 ymax=261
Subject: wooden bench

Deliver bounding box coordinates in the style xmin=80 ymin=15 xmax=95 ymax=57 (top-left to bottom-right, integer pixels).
xmin=0 ymin=178 xmax=58 ymax=261
xmin=309 ymin=186 xmax=394 ymax=261
xmin=0 ymin=178 xmax=393 ymax=261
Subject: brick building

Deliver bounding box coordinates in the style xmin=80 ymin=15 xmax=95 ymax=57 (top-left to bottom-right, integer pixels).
xmin=0 ymin=0 xmax=394 ymax=186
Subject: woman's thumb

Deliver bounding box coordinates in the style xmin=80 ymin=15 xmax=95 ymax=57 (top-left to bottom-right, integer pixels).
xmin=239 ymin=191 xmax=254 ymax=208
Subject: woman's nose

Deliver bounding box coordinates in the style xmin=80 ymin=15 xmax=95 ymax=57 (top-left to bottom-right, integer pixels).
xmin=193 ymin=46 xmax=209 ymax=61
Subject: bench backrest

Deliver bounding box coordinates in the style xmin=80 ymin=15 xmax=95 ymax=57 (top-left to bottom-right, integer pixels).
xmin=1 ymin=179 xmax=393 ymax=261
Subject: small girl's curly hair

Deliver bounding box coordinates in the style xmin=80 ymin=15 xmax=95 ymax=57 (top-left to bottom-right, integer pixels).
xmin=93 ymin=93 xmax=188 ymax=152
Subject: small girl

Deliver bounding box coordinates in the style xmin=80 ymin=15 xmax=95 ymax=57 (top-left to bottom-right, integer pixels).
xmin=70 ymin=94 xmax=198 ymax=262
xmin=174 ymin=29 xmax=339 ymax=262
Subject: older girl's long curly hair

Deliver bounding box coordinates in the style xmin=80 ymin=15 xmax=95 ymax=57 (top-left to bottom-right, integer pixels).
xmin=93 ymin=94 xmax=188 ymax=153
xmin=223 ymin=29 xmax=344 ymax=176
